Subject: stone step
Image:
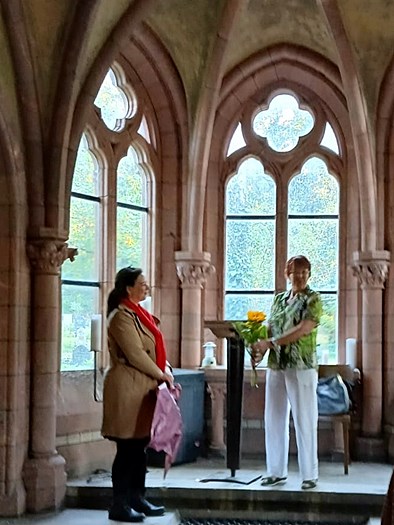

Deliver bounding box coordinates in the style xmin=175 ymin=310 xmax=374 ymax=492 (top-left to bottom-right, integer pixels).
xmin=65 ymin=483 xmax=384 ymax=522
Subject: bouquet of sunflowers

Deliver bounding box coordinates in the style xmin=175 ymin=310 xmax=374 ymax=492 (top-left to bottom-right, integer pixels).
xmin=233 ymin=311 xmax=268 ymax=388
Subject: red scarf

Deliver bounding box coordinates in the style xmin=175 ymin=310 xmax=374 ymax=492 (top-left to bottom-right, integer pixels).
xmin=122 ymin=298 xmax=167 ymax=372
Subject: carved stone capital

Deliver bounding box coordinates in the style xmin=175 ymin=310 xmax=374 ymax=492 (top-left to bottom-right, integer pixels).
xmin=352 ymin=250 xmax=390 ymax=289
xmin=27 ymin=240 xmax=78 ymax=274
xmin=207 ymin=382 xmax=227 ymax=401
xmin=175 ymin=251 xmax=215 ymax=288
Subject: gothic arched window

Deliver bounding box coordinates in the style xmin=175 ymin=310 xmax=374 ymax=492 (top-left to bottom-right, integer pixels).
xmin=61 ymin=65 xmax=154 ymax=371
xmin=224 ymin=93 xmax=340 ymax=363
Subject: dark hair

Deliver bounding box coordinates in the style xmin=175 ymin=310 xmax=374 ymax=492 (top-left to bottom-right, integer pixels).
xmin=285 ymin=255 xmax=311 ymax=277
xmin=107 ymin=266 xmax=143 ymax=316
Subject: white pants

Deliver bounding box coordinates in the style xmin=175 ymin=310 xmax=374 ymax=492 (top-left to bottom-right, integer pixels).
xmin=265 ymin=368 xmax=318 ymax=481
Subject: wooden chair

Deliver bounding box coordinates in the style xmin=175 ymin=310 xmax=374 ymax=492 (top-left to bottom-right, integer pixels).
xmin=318 ymin=364 xmax=359 ymax=475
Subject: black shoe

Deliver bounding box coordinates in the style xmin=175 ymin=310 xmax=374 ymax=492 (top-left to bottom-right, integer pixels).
xmin=130 ymin=497 xmax=165 ymax=517
xmin=261 ymin=476 xmax=287 ymax=486
xmin=109 ymin=503 xmax=145 ymax=522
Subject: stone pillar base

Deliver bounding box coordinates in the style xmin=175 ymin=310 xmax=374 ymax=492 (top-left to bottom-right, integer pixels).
xmin=354 ymin=436 xmax=387 ymax=462
xmin=23 ymin=454 xmax=66 ymax=513
xmin=209 ymin=445 xmax=226 ymax=459
xmin=0 ymin=481 xmax=26 ymax=517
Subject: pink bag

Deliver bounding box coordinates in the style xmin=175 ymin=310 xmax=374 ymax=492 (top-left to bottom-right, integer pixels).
xmin=149 ymin=382 xmax=183 ymax=477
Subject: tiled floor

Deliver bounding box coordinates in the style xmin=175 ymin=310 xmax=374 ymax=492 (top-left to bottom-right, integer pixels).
xmin=1 ymin=458 xmax=392 ymax=524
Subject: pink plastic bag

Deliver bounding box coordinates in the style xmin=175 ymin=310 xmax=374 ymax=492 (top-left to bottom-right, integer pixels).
xmin=149 ymin=382 xmax=183 ymax=477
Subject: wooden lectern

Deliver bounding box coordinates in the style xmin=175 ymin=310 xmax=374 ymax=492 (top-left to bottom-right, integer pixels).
xmin=201 ymin=321 xmax=260 ymax=484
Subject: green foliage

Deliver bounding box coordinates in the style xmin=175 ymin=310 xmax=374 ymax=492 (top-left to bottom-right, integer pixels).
xmin=233 ymin=320 xmax=268 ymax=345
xmin=94 ymin=68 xmax=129 ymax=131
xmin=61 ymin=136 xmax=148 ymax=370
xmin=225 ymin=151 xmax=339 ymax=361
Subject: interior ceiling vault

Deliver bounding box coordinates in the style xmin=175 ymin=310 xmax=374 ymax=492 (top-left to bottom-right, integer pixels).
xmin=0 ymin=0 xmax=393 ymax=125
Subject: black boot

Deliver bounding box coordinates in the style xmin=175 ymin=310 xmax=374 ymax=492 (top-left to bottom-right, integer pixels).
xmin=109 ymin=495 xmax=145 ymax=523
xmin=129 ymin=492 xmax=165 ymax=517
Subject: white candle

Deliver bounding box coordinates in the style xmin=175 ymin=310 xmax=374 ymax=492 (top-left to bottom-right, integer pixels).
xmin=345 ymin=338 xmax=357 ymax=370
xmin=90 ymin=314 xmax=102 ymax=352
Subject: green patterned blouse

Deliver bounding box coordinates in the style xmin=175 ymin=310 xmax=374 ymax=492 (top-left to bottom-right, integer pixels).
xmin=267 ymin=285 xmax=323 ymax=370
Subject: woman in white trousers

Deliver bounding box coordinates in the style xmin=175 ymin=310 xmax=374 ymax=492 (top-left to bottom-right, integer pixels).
xmin=252 ymin=255 xmax=322 ymax=490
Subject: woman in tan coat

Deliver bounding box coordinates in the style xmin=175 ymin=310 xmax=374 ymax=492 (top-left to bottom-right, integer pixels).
xmin=102 ymin=266 xmax=173 ymax=523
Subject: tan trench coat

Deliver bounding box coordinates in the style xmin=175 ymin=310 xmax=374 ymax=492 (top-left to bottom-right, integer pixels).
xmin=101 ymin=304 xmax=164 ymax=440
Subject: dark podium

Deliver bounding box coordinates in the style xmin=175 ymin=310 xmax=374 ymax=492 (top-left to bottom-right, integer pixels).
xmin=201 ymin=321 xmax=261 ymax=485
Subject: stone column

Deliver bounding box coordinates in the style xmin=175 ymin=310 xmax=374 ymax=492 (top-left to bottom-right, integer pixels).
xmin=352 ymin=250 xmax=390 ymax=459
xmin=206 ymin=382 xmax=226 ymax=455
xmin=175 ymin=251 xmax=214 ymax=368
xmin=23 ymin=239 xmax=77 ymax=512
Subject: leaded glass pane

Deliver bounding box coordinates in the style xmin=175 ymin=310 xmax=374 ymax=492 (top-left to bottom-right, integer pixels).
xmin=253 ymin=94 xmax=314 ymax=153
xmin=116 ymin=207 xmax=147 ymax=271
xmin=117 ymin=148 xmax=147 ymax=206
xmin=225 ymin=294 xmax=274 ymax=321
xmin=137 ymin=115 xmax=151 ymax=144
xmin=288 ymin=218 xmax=338 ymax=290
xmin=320 ymin=122 xmax=339 ymax=155
xmin=62 ymin=197 xmax=100 ymax=281
xmin=288 ymin=158 xmax=339 ymax=215
xmin=227 ymin=122 xmax=246 ymax=156
xmin=226 ymin=219 xmax=275 ymax=290
xmin=316 ymin=294 xmax=337 ymax=364
xmin=61 ymin=285 xmax=98 ymax=371
xmin=94 ymin=68 xmax=130 ymax=132
xmin=72 ymin=134 xmax=99 ymax=197
xmin=226 ymin=158 xmax=276 ymax=215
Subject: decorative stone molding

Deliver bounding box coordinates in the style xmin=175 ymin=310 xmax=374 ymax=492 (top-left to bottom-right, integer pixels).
xmin=352 ymin=250 xmax=390 ymax=289
xmin=207 ymin=382 xmax=227 ymax=401
xmin=175 ymin=251 xmax=215 ymax=288
xmin=27 ymin=240 xmax=78 ymax=274
xmin=206 ymin=382 xmax=227 ymax=452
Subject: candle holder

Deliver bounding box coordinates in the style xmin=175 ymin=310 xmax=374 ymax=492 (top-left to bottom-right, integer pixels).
xmin=201 ymin=342 xmax=217 ymax=367
xmin=90 ymin=314 xmax=103 ymax=402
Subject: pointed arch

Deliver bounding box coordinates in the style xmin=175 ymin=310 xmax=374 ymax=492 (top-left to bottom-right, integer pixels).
xmin=0 ymin=0 xmax=45 ymax=231
xmin=48 ymin=0 xmax=159 ymax=232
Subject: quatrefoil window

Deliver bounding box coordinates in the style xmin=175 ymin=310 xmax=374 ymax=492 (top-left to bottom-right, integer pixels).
xmin=253 ymin=94 xmax=314 ymax=153
xmin=94 ymin=66 xmax=137 ymax=132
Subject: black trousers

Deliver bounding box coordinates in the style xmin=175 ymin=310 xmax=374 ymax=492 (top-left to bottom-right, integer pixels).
xmin=112 ymin=436 xmax=150 ymax=501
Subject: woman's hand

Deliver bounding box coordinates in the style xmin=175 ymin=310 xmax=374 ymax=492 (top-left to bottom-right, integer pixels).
xmin=160 ymin=371 xmax=174 ymax=388
xmin=250 ymin=339 xmax=270 ymax=364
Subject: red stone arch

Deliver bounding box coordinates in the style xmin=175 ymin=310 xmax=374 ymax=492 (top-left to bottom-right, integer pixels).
xmin=205 ymin=44 xmax=354 ymax=354
xmin=213 ymin=45 xmax=349 ymax=167
xmin=64 ymin=23 xmax=187 ymax=238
